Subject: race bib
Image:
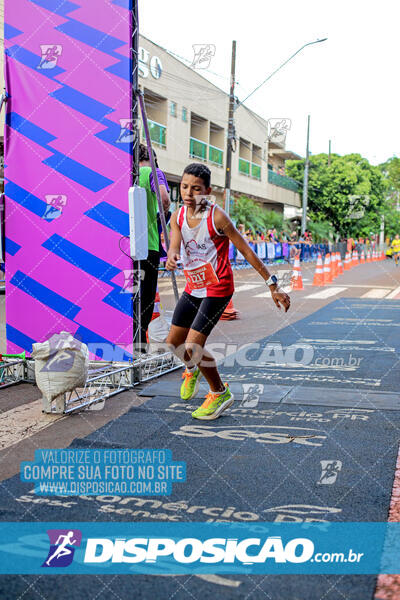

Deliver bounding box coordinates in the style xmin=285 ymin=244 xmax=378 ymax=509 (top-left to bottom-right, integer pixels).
xmin=184 ymin=263 xmax=219 ymax=290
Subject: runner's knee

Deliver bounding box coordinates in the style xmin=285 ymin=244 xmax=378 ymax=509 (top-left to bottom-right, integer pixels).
xmin=184 ymin=342 xmax=203 ymax=366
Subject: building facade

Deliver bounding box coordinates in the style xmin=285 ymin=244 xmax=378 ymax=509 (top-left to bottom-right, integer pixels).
xmin=138 ymin=35 xmax=302 ymax=217
xmin=0 ymin=10 xmax=302 ymax=216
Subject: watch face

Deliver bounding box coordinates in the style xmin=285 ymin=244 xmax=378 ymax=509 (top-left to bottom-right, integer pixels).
xmin=271 ymin=275 xmax=278 ymax=284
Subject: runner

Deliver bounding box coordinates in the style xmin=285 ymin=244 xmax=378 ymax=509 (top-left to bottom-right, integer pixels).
xmin=166 ymin=163 xmax=291 ymax=420
xmin=45 ymin=531 xmax=77 ymax=566
xmin=391 ymin=234 xmax=400 ymax=266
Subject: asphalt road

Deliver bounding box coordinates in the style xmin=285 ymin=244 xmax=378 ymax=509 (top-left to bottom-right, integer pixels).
xmin=0 ymin=258 xmax=399 ymax=599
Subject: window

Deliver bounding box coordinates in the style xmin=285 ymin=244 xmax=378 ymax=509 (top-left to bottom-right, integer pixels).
xmin=182 ymin=107 xmax=187 ymax=122
xmin=170 ymin=101 xmax=177 ymax=117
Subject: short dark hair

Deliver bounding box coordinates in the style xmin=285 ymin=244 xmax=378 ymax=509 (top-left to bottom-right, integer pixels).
xmin=183 ymin=163 xmax=211 ymax=188
xmin=139 ymin=143 xmax=158 ymax=167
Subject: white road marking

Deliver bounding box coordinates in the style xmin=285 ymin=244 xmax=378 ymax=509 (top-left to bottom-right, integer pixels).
xmin=157 ymin=574 xmax=242 ymax=588
xmin=324 ymin=284 xmax=394 ymax=289
xmin=298 ymin=338 xmax=375 ymax=344
xmin=0 ymin=400 xmax=65 ymax=449
xmin=234 ymin=284 xmax=264 ymax=293
xmin=254 ymin=285 xmax=291 ymax=298
xmin=196 ymin=574 xmax=242 ymax=588
xmin=305 ymin=287 xmax=347 ymax=299
xmin=361 ymin=288 xmax=390 ymax=298
xmin=386 ymin=285 xmax=400 ymax=299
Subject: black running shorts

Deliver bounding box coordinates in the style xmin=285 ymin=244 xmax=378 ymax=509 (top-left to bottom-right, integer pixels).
xmin=171 ymin=291 xmax=233 ymax=336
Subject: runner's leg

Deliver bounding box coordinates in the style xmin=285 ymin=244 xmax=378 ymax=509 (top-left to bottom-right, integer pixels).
xmin=184 ymin=329 xmax=224 ymax=393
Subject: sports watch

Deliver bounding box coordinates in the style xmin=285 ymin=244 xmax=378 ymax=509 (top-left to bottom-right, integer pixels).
xmin=266 ymin=275 xmax=278 ymax=288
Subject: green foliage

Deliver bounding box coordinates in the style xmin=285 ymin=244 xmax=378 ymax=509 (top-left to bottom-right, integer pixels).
xmin=381 ymin=199 xmax=400 ymax=238
xmin=380 ymin=156 xmax=400 ymax=191
xmin=286 ymin=153 xmax=388 ymax=237
xmin=307 ymin=220 xmax=332 ymax=243
xmin=230 ymin=196 xmax=290 ymax=235
xmin=378 ymin=157 xmax=400 ymax=238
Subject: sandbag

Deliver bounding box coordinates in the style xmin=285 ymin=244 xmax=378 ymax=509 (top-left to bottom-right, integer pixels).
xmin=148 ymin=313 xmax=171 ymax=341
xmin=32 ymin=331 xmax=89 ymax=402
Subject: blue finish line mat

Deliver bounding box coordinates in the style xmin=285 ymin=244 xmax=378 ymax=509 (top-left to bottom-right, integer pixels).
xmin=217 ymin=298 xmax=399 ymax=392
xmin=140 ymin=298 xmax=400 ymax=402
xmin=1 ymin=397 xmax=400 ymax=598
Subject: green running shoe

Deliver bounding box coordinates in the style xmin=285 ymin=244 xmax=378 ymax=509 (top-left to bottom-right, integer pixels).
xmin=180 ymin=367 xmax=202 ymax=401
xmin=192 ymin=384 xmax=234 ymax=420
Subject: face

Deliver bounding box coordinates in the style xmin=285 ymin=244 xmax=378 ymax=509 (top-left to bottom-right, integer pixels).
xmin=180 ymin=173 xmax=211 ymax=208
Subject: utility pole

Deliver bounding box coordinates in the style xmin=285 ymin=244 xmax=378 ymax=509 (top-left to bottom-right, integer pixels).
xmin=301 ymin=115 xmax=310 ymax=235
xmin=328 ymin=139 xmax=331 ymax=166
xmin=224 ymin=40 xmax=236 ymax=215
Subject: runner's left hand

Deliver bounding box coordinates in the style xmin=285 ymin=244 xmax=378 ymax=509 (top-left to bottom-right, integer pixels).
xmin=271 ymin=289 xmax=291 ymax=312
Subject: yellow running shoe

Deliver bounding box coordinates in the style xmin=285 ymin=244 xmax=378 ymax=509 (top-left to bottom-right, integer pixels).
xmin=192 ymin=384 xmax=234 ymax=420
xmin=180 ymin=367 xmax=202 ymax=401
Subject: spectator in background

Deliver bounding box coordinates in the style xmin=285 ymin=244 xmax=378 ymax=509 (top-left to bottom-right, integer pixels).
xmin=304 ymin=230 xmax=312 ymax=243
xmin=134 ymin=143 xmax=170 ymax=352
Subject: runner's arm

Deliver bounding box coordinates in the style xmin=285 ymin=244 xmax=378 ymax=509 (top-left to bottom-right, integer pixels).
xmin=166 ymin=211 xmax=182 ymax=271
xmin=214 ymin=207 xmax=291 ymax=312
xmin=159 ymin=184 xmax=170 ymax=213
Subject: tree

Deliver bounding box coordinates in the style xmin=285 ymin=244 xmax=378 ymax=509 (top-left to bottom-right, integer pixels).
xmin=286 ymin=153 xmax=388 ymax=237
xmin=230 ymin=196 xmax=291 ymax=236
xmin=379 ymin=157 xmax=400 ymax=238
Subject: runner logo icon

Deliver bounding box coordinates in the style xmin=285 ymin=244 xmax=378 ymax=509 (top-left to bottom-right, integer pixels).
xmin=37 ymin=45 xmax=62 ymax=70
xmin=42 ymin=529 xmax=82 ymax=568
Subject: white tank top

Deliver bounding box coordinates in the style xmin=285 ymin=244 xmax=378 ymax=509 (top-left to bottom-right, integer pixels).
xmin=177 ymin=205 xmax=234 ymax=298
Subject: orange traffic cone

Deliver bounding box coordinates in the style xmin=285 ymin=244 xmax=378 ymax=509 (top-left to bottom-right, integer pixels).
xmin=312 ymin=254 xmax=325 ymax=286
xmin=366 ymin=250 xmax=372 ymax=263
xmin=291 ymin=254 xmax=304 ymax=290
xmin=323 ymin=253 xmax=332 ymax=284
xmin=343 ymin=252 xmax=350 ymax=271
xmin=151 ymin=290 xmax=161 ymax=321
xmin=220 ymin=298 xmax=239 ymax=320
xmin=353 ymin=250 xmax=358 ymax=267
xmin=337 ymin=252 xmax=344 ymax=274
xmin=360 ymin=251 xmax=365 ymax=264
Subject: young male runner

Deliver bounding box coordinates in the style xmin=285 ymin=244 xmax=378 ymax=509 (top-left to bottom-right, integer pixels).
xmin=166 ymin=163 xmax=291 ymax=420
xmin=391 ymin=234 xmax=400 ymax=266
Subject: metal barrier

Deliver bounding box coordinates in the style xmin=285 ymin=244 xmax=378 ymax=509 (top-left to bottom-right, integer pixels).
xmin=0 ymin=357 xmax=33 ymax=389
xmin=0 ymin=350 xmax=181 ymax=414
xmin=42 ymin=351 xmax=182 ymax=415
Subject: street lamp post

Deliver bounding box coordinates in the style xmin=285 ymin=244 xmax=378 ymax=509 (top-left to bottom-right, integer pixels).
xmin=224 ymin=38 xmax=327 ymax=216
xmin=234 ymin=38 xmax=327 ymax=111
xmin=301 ymin=115 xmax=310 ymax=235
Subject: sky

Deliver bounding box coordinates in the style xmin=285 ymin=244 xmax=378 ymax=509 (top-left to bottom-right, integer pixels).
xmin=138 ymin=0 xmax=400 ymax=166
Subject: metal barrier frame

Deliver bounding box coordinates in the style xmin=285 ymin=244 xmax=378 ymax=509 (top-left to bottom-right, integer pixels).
xmin=43 ymin=350 xmax=182 ymax=415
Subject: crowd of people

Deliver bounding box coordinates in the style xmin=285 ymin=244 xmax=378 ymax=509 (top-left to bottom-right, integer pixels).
xmin=237 ymin=225 xmax=313 ymax=245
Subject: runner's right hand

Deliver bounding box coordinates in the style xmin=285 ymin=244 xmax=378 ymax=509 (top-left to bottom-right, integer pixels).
xmin=271 ymin=288 xmax=291 ymax=312
xmin=166 ymin=252 xmax=181 ymax=271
